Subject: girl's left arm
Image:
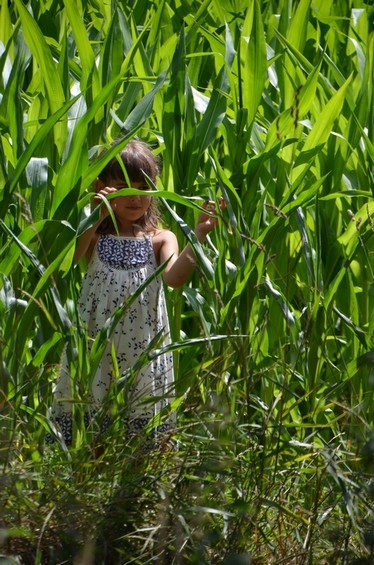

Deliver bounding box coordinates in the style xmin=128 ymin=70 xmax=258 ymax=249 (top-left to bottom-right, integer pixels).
xmin=159 ymin=231 xmax=195 ymax=288
xmin=159 ymin=200 xmax=223 ymax=288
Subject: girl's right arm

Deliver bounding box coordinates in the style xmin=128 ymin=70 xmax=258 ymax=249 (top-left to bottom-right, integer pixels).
xmin=73 ymin=222 xmax=100 ymax=263
xmin=74 ymin=184 xmax=117 ymax=263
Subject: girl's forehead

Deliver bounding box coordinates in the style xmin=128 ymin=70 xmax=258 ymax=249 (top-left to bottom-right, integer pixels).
xmin=110 ymin=177 xmax=146 ymax=187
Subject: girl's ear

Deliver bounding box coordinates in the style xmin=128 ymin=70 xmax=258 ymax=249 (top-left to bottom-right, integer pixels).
xmin=95 ymin=179 xmax=105 ymax=193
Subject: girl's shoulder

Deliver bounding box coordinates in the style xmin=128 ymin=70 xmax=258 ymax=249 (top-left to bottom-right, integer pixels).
xmin=150 ymin=228 xmax=178 ymax=264
xmin=151 ymin=227 xmax=176 ymax=242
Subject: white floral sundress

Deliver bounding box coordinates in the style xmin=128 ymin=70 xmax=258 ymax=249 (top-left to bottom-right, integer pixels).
xmin=49 ymin=231 xmax=174 ymax=444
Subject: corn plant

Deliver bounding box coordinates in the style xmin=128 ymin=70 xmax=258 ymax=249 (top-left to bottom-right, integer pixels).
xmin=0 ymin=0 xmax=374 ymax=562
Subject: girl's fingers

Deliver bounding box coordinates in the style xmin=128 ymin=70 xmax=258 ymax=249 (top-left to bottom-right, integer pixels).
xmin=94 ymin=187 xmax=117 ymax=201
xmin=100 ymin=187 xmax=117 ymax=196
xmin=203 ymin=197 xmax=226 ymax=213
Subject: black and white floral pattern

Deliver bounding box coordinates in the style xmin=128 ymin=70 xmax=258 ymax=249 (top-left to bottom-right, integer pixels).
xmin=97 ymin=235 xmax=152 ymax=270
xmin=48 ymin=233 xmax=174 ymax=444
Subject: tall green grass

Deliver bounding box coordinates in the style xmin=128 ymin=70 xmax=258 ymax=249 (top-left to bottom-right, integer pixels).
xmin=1 ymin=0 xmax=374 ymax=562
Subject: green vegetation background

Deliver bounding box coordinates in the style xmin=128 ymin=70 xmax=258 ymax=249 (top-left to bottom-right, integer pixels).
xmin=0 ymin=0 xmax=374 ymax=562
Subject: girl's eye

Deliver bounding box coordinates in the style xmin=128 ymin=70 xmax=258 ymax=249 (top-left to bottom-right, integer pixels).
xmin=114 ymin=184 xmax=150 ymax=191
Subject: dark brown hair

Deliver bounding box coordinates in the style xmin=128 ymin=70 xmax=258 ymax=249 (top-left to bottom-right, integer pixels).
xmin=96 ymin=139 xmax=161 ymax=234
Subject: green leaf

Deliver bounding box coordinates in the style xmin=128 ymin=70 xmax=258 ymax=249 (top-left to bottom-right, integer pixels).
xmin=63 ymin=0 xmax=100 ymax=95
xmin=26 ymin=157 xmax=49 ymax=221
xmin=0 ymin=220 xmax=72 ymax=333
xmin=0 ymin=95 xmax=79 ymax=219
xmin=240 ymin=0 xmax=267 ymax=125
xmin=13 ymin=0 xmax=66 ymax=152
xmin=265 ymin=61 xmax=322 ymax=150
xmin=291 ymin=74 xmax=353 ymax=183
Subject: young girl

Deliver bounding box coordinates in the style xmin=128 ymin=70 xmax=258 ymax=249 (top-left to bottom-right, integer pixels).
xmin=49 ymin=138 xmax=222 ymax=446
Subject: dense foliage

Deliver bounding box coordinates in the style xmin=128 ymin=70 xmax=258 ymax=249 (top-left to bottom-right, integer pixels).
xmin=0 ymin=0 xmax=374 ymax=562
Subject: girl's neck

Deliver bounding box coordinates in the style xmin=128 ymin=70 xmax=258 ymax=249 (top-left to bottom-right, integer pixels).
xmin=113 ymin=220 xmax=145 ymax=237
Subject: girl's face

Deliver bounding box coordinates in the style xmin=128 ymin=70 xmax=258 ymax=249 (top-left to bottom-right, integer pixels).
xmin=103 ymin=178 xmax=152 ymax=223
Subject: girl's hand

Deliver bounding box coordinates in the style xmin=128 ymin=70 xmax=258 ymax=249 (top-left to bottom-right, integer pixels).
xmin=93 ymin=186 xmax=118 ymax=220
xmin=195 ymin=197 xmax=226 ymax=241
